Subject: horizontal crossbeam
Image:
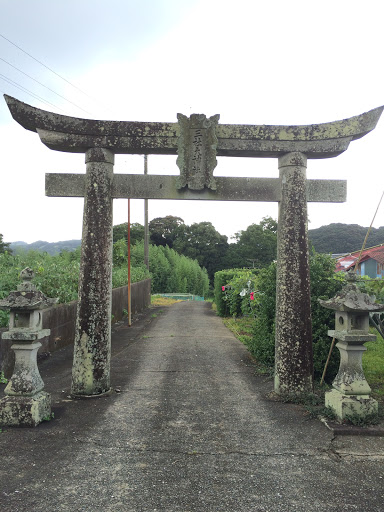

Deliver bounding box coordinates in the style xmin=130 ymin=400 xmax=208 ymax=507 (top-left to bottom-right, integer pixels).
xmin=5 ymin=95 xmax=383 ymax=159
xmin=37 ymin=129 xmax=352 ymax=158
xmin=46 ymin=173 xmax=347 ymax=203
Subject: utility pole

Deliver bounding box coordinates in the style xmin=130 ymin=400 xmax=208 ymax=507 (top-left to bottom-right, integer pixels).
xmin=144 ymin=155 xmax=149 ymax=270
xmin=127 ymin=199 xmax=131 ymax=326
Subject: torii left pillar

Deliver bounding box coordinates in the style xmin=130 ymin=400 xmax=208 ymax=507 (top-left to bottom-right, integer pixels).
xmin=71 ymin=148 xmax=114 ymax=396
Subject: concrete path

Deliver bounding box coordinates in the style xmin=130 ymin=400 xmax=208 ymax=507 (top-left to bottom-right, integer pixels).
xmin=1 ymin=301 xmax=384 ymax=511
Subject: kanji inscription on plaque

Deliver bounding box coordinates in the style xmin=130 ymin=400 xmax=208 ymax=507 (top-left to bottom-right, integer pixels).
xmin=177 ymin=113 xmax=220 ymax=190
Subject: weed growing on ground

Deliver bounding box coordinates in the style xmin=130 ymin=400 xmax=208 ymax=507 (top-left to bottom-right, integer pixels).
xmin=42 ymin=412 xmax=55 ymax=422
xmin=0 ymin=372 xmax=8 ymax=384
xmin=344 ymin=406 xmax=384 ymax=427
xmin=276 ymin=388 xmax=338 ymax=420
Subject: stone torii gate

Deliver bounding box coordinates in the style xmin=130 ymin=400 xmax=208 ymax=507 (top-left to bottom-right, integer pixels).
xmin=5 ymin=95 xmax=383 ymax=398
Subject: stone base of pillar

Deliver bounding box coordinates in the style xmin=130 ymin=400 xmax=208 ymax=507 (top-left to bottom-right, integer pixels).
xmin=0 ymin=391 xmax=51 ymax=427
xmin=71 ymin=388 xmax=112 ymax=400
xmin=325 ymin=389 xmax=378 ymax=422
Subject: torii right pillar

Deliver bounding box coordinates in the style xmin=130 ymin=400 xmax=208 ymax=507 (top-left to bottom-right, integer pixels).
xmin=275 ymin=152 xmax=313 ymax=394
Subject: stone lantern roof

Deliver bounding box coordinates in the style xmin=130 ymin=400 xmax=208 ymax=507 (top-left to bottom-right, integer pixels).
xmin=319 ymin=272 xmax=384 ymax=313
xmin=0 ymin=268 xmax=57 ymax=311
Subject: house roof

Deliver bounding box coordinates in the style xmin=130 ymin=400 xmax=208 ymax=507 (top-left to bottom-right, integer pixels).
xmin=336 ymin=244 xmax=384 ymax=272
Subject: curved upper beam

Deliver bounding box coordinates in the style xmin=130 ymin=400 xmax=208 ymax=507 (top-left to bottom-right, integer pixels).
xmin=4 ymin=95 xmax=178 ymax=137
xmin=4 ymin=95 xmax=383 ymax=158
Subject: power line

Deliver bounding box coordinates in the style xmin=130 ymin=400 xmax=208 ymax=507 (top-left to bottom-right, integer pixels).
xmin=0 ymin=56 xmax=90 ymax=114
xmin=0 ymin=74 xmax=65 ymax=112
xmin=0 ymin=33 xmax=95 ymax=102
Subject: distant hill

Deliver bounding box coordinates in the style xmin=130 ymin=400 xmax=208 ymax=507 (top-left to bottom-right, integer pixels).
xmin=8 ymin=223 xmax=384 ymax=257
xmin=10 ymin=239 xmax=81 ymax=256
xmin=308 ymin=223 xmax=384 ymax=254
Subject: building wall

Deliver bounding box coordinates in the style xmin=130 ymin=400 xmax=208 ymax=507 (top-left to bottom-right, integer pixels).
xmin=359 ymin=259 xmax=381 ymax=279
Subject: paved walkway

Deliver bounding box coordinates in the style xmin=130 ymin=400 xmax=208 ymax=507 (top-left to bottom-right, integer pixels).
xmin=1 ymin=301 xmax=384 ymax=511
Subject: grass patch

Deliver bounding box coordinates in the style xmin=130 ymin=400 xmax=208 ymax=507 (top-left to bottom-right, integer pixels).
xmin=151 ymin=295 xmax=182 ymax=307
xmin=363 ymin=331 xmax=384 ymax=402
xmin=222 ymin=316 xmax=272 ymax=376
xmin=222 ymin=316 xmax=253 ymax=345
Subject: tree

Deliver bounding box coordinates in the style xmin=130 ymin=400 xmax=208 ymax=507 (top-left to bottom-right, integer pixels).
xmin=0 ymin=234 xmax=11 ymax=254
xmin=173 ymin=221 xmax=228 ymax=282
xmin=227 ymin=217 xmax=277 ymax=269
xmin=149 ymin=216 xmax=185 ymax=248
xmin=308 ymin=223 xmax=384 ymax=254
xmin=260 ymin=216 xmax=278 ymax=233
xmin=113 ymin=222 xmax=144 ymax=245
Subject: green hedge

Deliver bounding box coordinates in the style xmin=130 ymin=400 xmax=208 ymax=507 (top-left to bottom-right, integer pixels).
xmin=214 ymin=268 xmax=259 ymax=317
xmin=248 ymin=253 xmax=343 ymax=382
xmin=214 ymin=269 xmax=243 ymax=317
xmin=215 ymin=252 xmax=344 ymax=382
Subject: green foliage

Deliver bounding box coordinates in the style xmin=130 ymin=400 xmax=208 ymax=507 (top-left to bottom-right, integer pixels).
xmin=42 ymin=412 xmax=55 ymax=422
xmin=247 ymin=253 xmax=343 ymax=380
xmin=173 ymin=221 xmax=229 ymax=282
xmin=310 ymin=252 xmax=343 ymax=381
xmin=214 ymin=269 xmax=259 ymax=317
xmin=149 ymin=216 xmax=185 ymax=248
xmin=344 ymin=408 xmax=382 ymax=426
xmin=248 ymin=263 xmax=277 ymax=367
xmin=276 ymin=385 xmax=337 ymax=420
xmin=0 ymin=234 xmax=11 ymax=254
xmin=113 ymin=238 xmax=128 ymax=266
xmin=113 ymin=222 xmax=144 ymax=245
xmin=146 ymin=216 xmax=278 ymax=285
xmin=230 ymin=217 xmax=277 ymax=269
xmin=217 ymin=252 xmax=344 ymax=382
xmin=362 ymin=331 xmax=384 ymax=400
xmin=0 ymin=245 xmax=152 ymax=328
xmin=129 ymin=241 xmax=209 ymax=296
xmin=0 ymin=250 xmax=80 ymax=307
xmin=360 ymin=277 xmax=384 ymax=301
xmin=354 ymin=278 xmax=384 ymax=339
xmin=0 ymin=372 xmax=8 ymax=384
xmin=214 ymin=269 xmax=243 ymax=317
xmin=112 ymin=265 xmax=150 ymax=288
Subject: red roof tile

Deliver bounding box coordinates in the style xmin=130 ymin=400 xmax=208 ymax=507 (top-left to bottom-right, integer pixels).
xmin=336 ymin=245 xmax=384 ymax=271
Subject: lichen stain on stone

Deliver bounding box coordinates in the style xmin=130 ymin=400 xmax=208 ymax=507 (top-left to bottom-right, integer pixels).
xmin=71 ymin=152 xmax=113 ymax=396
xmin=275 ymin=154 xmax=313 ymax=394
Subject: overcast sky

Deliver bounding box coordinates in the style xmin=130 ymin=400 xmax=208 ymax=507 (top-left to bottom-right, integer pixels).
xmin=1 ymin=0 xmax=384 ymax=244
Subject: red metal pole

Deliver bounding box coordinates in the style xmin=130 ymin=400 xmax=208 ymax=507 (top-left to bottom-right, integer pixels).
xmin=128 ymin=199 xmax=132 ymax=326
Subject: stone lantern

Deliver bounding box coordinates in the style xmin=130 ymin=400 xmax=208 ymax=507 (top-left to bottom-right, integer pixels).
xmin=0 ymin=268 xmax=57 ymax=427
xmin=319 ymin=272 xmax=384 ymax=422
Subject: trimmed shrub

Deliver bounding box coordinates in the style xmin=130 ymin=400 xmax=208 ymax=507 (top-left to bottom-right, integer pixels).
xmin=214 ymin=269 xmax=245 ymax=317
xmin=217 ymin=251 xmax=344 ymax=382
xmin=214 ymin=269 xmax=259 ymax=317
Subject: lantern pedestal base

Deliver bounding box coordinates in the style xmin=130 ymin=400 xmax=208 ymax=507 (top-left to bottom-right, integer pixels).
xmin=325 ymin=389 xmax=378 ymax=422
xmin=0 ymin=391 xmax=51 ymax=427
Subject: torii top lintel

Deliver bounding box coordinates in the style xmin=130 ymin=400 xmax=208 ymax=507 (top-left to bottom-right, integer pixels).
xmin=5 ymin=95 xmax=383 ymax=159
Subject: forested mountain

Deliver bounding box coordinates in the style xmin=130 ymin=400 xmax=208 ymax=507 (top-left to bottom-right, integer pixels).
xmin=8 ymin=222 xmax=383 ymax=260
xmin=10 ymin=240 xmax=81 ymax=255
xmin=308 ymin=223 xmax=384 ymax=254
